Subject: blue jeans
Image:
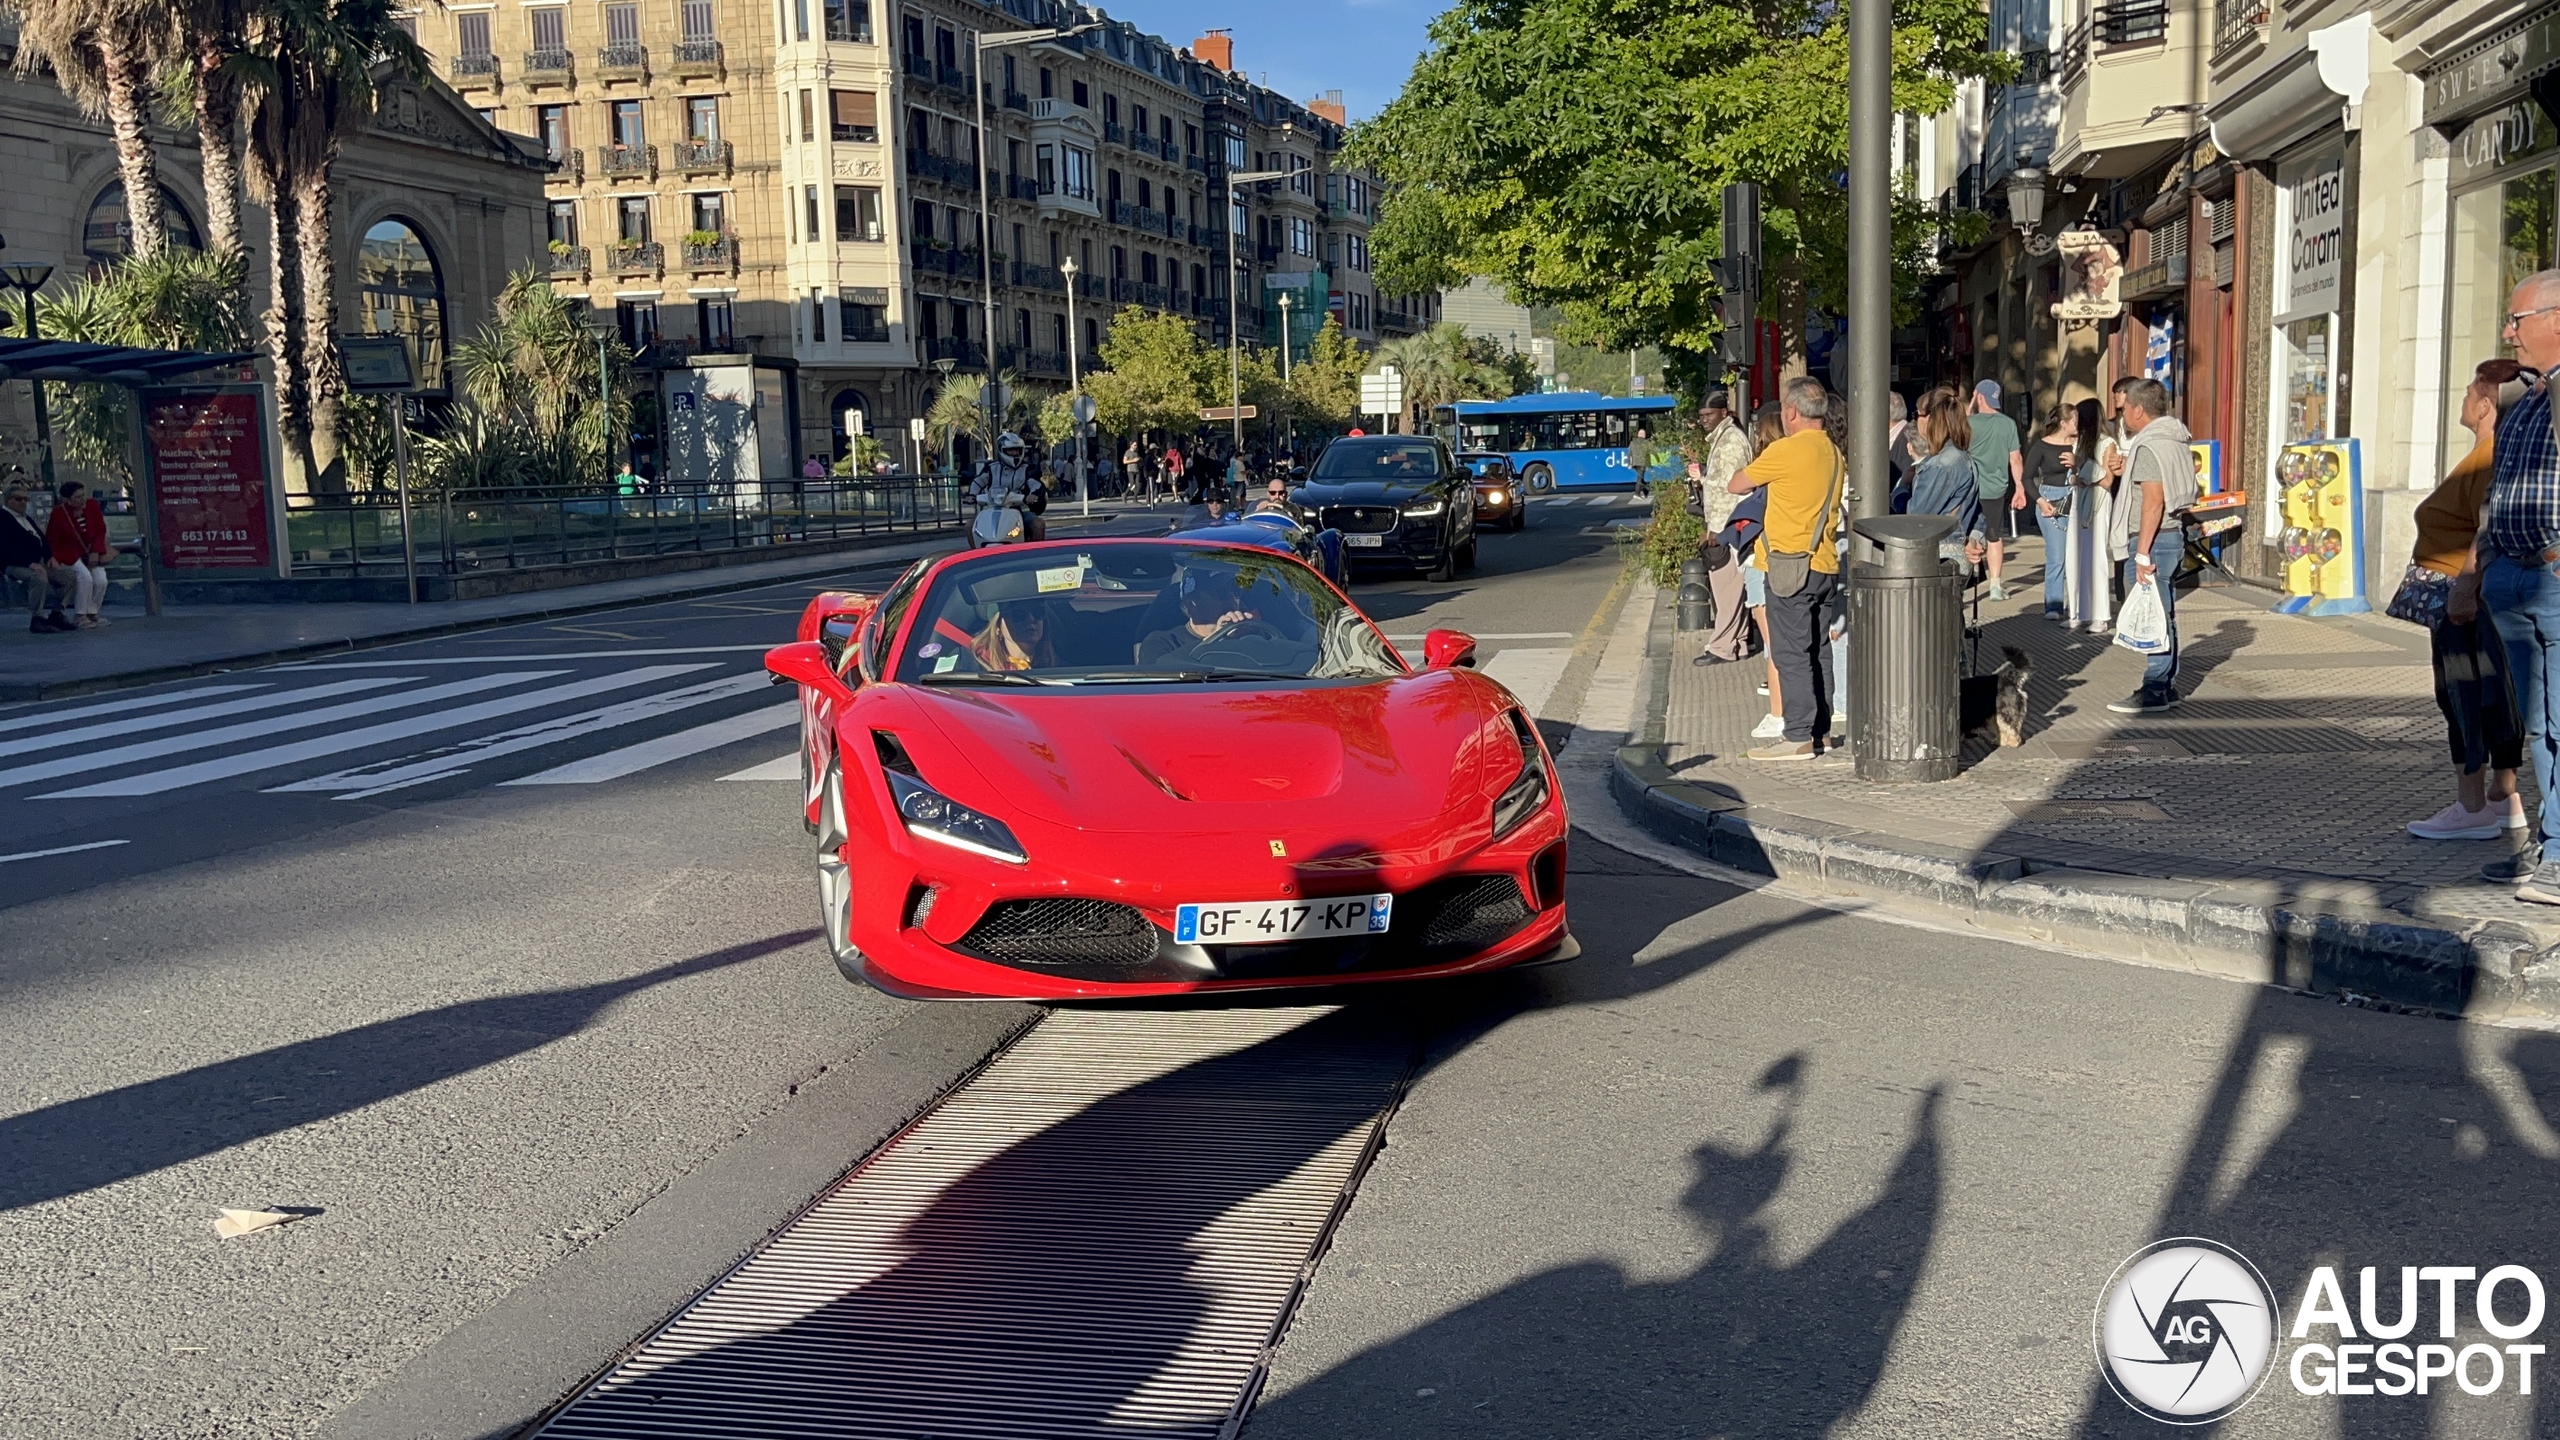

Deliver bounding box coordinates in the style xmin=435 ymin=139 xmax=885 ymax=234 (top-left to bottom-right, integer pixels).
xmin=2037 ymin=486 xmax=2072 ymax=612
xmin=2485 ymin=554 xmax=2560 ymax=859
xmin=2121 ymin=532 xmax=2183 ymax=694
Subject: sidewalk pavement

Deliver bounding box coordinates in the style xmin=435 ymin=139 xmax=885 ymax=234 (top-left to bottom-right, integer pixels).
xmin=0 ymin=511 xmax=1128 ymax=704
xmin=1609 ymin=543 xmax=2560 ymax=1025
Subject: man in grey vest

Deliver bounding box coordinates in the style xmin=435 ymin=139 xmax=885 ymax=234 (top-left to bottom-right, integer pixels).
xmin=2103 ymin=378 xmax=2195 ymax=715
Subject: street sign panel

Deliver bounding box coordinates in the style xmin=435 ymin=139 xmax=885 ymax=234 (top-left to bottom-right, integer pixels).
xmin=1358 ymin=367 xmax=1404 ymax=417
xmin=338 ymin=336 xmax=414 ymax=393
xmin=1072 ymin=394 xmax=1097 ymax=425
xmin=1199 ymin=405 xmax=1258 ymax=421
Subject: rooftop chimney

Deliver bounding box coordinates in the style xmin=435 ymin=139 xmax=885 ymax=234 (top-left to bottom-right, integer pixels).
xmin=1193 ymin=30 xmax=1233 ymax=71
xmin=1309 ymin=90 xmax=1346 ymax=124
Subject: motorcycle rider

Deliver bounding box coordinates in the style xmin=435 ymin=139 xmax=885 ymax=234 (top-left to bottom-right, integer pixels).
xmin=968 ymin=431 xmax=1048 ymax=544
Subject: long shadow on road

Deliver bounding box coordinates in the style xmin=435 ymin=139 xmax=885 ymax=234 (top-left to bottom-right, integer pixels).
xmin=0 ymin=930 xmax=811 ymax=1214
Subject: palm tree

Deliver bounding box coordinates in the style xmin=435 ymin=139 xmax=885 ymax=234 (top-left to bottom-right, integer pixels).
xmin=925 ymin=371 xmax=1039 ymax=467
xmin=448 ymin=268 xmax=626 ymax=486
xmin=239 ymin=0 xmax=427 ymax=492
xmin=165 ymin=0 xmax=250 ymax=257
xmin=11 ymin=0 xmax=173 ymax=259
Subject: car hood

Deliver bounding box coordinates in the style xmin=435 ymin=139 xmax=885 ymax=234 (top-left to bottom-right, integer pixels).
xmin=1291 ymin=480 xmax=1444 ymax=508
xmin=904 ymin=673 xmax=1511 ymax=839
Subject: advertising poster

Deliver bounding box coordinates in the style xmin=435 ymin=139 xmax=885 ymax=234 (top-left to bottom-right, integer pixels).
xmin=2052 ymin=230 xmax=2122 ymax=322
xmin=144 ymin=388 xmax=275 ymax=572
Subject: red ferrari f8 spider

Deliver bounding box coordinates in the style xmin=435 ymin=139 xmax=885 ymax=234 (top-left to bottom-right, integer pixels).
xmin=765 ymin=538 xmax=1574 ymax=1000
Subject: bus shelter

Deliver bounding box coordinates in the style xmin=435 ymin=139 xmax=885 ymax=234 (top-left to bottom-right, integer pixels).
xmin=0 ymin=336 xmax=261 ymax=615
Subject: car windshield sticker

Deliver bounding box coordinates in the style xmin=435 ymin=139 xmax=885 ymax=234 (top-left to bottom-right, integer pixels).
xmin=917 ymin=642 xmax=943 ymax=659
xmin=1036 ymin=564 xmax=1083 ymax=593
xmin=933 ymin=653 xmax=960 ymax=673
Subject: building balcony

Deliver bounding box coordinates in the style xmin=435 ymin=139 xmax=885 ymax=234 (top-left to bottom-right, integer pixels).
xmin=926 ymin=335 xmax=983 ymax=368
xmin=1009 ymin=346 xmax=1068 ymax=375
xmin=902 ymin=50 xmax=933 ymax=81
xmin=598 ymin=42 xmax=647 ymax=80
xmin=600 ymin=143 xmax=657 ymax=180
xmin=1193 ymin=293 xmax=1217 ymax=318
xmin=610 ymin=240 xmax=662 ymax=274
xmin=907 ymin=150 xmax=977 ymax=188
xmin=1256 ymin=242 xmax=1282 ymax=264
xmin=1011 ymin=260 xmax=1065 ymax=291
xmin=2055 ymin=0 xmax=2201 ymax=178
xmin=673 ymin=38 xmax=722 ymax=76
xmin=911 ymin=243 xmax=984 ymax=281
xmin=524 ymin=47 xmax=573 ymax=85
xmin=683 ymin=234 xmax=736 ymax=271
xmin=2213 ymin=0 xmax=2267 ymax=57
xmin=547 ymin=244 xmax=588 ymax=277
xmin=450 ymin=51 xmax=498 ymax=90
xmin=1072 ymin=273 xmax=1104 ymax=300
xmin=545 ymin=147 xmax=584 ymax=183
xmin=1190 ymin=222 xmax=1224 ymax=247
xmin=1109 ymin=277 xmax=1136 ymax=302
xmin=1002 ymin=88 xmax=1028 ymax=111
xmin=1104 ymin=120 xmax=1126 ymax=144
xmin=1170 ymin=288 xmax=1190 ymax=314
xmin=1006 ymin=173 xmax=1040 ymax=201
xmin=1130 ymin=134 xmax=1160 ymax=159
xmin=676 ymin=138 xmax=732 ymax=175
xmin=1110 ymin=199 xmax=1139 ymax=228
xmin=1185 ymin=153 xmax=1206 ymax=173
xmin=1136 ymin=281 xmax=1169 ymax=309
xmin=935 ymin=62 xmax=972 ymax=98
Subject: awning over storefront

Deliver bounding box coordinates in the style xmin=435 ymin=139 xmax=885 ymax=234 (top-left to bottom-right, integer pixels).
xmin=0 ymin=337 xmax=251 ymax=386
xmin=2426 ymin=4 xmax=2560 ymax=134
xmin=2209 ymin=41 xmax=2345 ymax=163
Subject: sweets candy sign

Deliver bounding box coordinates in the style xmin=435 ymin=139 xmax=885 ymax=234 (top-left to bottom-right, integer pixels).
xmin=145 ymin=389 xmax=275 ymax=571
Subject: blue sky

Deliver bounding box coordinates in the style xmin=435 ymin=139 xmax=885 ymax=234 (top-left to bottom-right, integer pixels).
xmin=1095 ymin=0 xmax=1438 ymax=120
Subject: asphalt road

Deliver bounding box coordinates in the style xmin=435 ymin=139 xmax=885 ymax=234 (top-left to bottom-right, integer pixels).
xmin=15 ymin=489 xmax=2540 ymax=1440
xmin=0 ymin=495 xmax=1634 ymax=1439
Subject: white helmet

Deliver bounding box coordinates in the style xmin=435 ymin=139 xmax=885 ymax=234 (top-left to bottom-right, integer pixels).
xmin=997 ymin=430 xmax=1028 ymax=460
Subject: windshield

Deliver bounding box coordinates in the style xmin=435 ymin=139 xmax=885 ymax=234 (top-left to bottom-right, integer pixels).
xmin=892 ymin=543 xmax=1402 ymax=685
xmin=1312 ymin=440 xmax=1442 ymax=481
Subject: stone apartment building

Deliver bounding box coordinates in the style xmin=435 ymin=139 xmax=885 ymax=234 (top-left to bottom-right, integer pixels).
xmin=427 ymin=0 xmax=1383 ymax=474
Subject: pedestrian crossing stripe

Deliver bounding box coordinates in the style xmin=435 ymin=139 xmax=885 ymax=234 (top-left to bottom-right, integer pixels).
xmin=503 ymin=701 xmax=800 ymax=785
xmin=35 ymin=667 xmax=716 ymax=798
xmin=272 ymin=671 xmax=773 ymax=798
xmin=0 ymin=677 xmax=409 ymax=760
xmin=1 ymin=683 xmax=271 ymax=730
xmin=720 ymin=753 xmax=800 ymax=782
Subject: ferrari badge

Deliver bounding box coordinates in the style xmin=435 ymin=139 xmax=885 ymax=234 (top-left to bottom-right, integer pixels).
xmin=1268 ymin=840 xmax=1288 ymax=857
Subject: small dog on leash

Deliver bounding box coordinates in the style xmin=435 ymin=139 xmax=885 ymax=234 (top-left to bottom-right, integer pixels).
xmin=1959 ymin=647 xmax=2034 ymax=748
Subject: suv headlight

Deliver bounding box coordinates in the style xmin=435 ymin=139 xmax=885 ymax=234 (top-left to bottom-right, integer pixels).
xmin=1401 ymin=498 xmax=1446 ymax=519
xmin=887 ymin=770 xmax=1028 ymax=863
xmin=1491 ymin=710 xmax=1551 ymax=838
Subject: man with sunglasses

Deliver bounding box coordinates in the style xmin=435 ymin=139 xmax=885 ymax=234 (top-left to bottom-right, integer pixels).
xmin=2477 ymin=271 xmax=2560 ymax=901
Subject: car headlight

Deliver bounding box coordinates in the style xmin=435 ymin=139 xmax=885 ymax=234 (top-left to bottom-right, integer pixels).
xmin=1401 ymin=499 xmax=1446 ymax=519
xmin=886 ymin=769 xmax=1028 ymax=863
xmin=1491 ymin=711 xmax=1551 ymax=838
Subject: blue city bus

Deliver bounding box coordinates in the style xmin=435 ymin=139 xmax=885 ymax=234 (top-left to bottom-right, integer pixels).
xmin=1432 ymin=392 xmax=1683 ymax=493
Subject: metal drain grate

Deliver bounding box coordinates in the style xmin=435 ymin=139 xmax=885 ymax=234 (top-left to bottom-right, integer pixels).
xmin=533 ymin=1006 xmax=1414 ymax=1439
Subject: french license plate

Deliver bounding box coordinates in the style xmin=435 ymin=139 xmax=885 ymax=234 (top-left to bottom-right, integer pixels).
xmin=1176 ymin=894 xmax=1393 ymax=944
xmin=1345 ymin=533 xmax=1385 ymax=548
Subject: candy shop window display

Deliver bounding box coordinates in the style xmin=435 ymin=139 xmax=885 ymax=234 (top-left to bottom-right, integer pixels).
xmin=2277 ymin=315 xmax=2335 ymax=446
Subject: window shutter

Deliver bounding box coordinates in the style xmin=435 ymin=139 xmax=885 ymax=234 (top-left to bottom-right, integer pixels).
xmin=833 ymin=90 xmax=876 ymax=129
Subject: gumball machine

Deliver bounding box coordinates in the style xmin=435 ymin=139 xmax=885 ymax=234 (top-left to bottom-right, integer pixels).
xmin=2273 ymin=440 xmax=2368 ymax=616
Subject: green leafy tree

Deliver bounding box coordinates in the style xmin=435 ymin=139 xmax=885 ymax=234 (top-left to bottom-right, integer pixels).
xmin=443 ymin=267 xmax=628 ymax=490
xmin=1084 ymin=306 xmax=1218 ymax=440
xmin=1287 ymin=315 xmax=1366 ymax=432
xmin=1353 ymin=0 xmax=2006 ymax=384
xmin=925 ymin=370 xmax=1041 ymax=463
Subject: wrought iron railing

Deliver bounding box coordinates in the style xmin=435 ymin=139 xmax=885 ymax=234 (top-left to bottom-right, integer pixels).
xmin=525 ymin=47 xmax=573 ymax=80
xmin=676 ymin=138 xmax=732 ymax=173
xmin=599 ymin=41 xmax=647 ymax=74
xmin=600 ymin=143 xmax=656 ymax=179
xmin=2214 ymin=0 xmax=2269 ymax=54
xmin=547 ymin=245 xmax=589 ymax=276
xmin=682 ymin=235 xmax=735 ymax=270
xmin=674 ymin=38 xmax=721 ymax=70
xmin=2094 ymin=0 xmax=2168 ymax=46
xmin=610 ymin=240 xmax=663 ymax=273
xmin=451 ymin=51 xmax=498 ymax=80
xmin=283 ymin=478 xmax=966 ymax=580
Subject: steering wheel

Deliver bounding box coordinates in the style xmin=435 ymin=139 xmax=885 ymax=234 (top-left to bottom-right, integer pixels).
xmin=1189 ymin=618 xmax=1289 ymax=665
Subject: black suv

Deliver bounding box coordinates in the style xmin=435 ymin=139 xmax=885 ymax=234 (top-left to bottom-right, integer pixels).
xmin=1291 ymin=436 xmax=1477 ymax=580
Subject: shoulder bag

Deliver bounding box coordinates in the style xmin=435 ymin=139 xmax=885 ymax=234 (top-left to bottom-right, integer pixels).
xmin=1763 ymin=446 xmax=1845 ymax=599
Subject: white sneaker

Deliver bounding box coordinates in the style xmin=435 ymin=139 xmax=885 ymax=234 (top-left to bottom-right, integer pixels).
xmin=2501 ymin=794 xmax=2532 ymax=831
xmin=1750 ymin=713 xmax=1786 ymax=740
xmin=2409 ymin=802 xmax=2508 ymax=842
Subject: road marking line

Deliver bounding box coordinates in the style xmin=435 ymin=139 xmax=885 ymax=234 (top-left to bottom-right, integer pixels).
xmin=6 ymin=684 xmax=270 ymax=727
xmin=0 ymin=678 xmax=412 ymax=759
xmin=0 ymin=839 xmax=130 ymax=864
xmin=1481 ymin=646 xmax=1572 ymax=719
xmin=273 ymin=672 xmax=774 ymax=795
xmin=34 ymin=667 xmax=713 ymax=798
xmin=503 ymin=701 xmax=800 ymax=785
xmin=276 ymin=644 xmax=780 ymax=669
xmin=719 ymin=752 xmax=801 ymax=781
xmin=0 ymin=673 xmax=560 ymax=791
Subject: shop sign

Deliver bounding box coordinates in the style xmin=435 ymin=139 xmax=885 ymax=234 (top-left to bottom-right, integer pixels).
xmin=2453 ymin=101 xmax=2555 ymax=189
xmin=141 ymin=387 xmax=276 ymax=573
xmin=2279 ymin=150 xmax=2346 ymax=323
xmin=2425 ymin=7 xmax=2560 ymax=133
xmin=2052 ymin=228 xmax=2123 ymax=323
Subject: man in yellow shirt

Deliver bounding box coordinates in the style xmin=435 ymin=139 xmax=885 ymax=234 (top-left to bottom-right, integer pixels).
xmin=1726 ymin=375 xmax=1846 ymax=759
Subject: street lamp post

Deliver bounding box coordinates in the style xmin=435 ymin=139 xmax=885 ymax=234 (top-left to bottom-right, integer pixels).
xmin=0 ymin=252 xmax=60 ymax=493
xmin=1846 ymin=0 xmax=1890 ymax=548
xmin=932 ymin=355 xmax=958 ymax=473
xmin=973 ymin=14 xmax=1105 ymax=453
xmin=1061 ymin=253 xmax=1088 ymax=515
xmin=1222 ymin=169 xmax=1291 ymax=463
xmin=1275 ymin=289 xmax=1291 ymax=459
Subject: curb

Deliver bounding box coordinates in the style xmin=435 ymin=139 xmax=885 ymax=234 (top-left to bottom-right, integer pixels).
xmin=1608 ymin=744 xmax=2560 ymax=1025
xmin=0 ymin=527 xmax=983 ymax=705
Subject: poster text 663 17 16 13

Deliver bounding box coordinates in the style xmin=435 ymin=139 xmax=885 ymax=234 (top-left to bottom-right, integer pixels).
xmin=144 ymin=389 xmax=274 ymax=572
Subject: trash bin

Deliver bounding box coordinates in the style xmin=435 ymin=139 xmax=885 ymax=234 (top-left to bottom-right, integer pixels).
xmin=1847 ymin=515 xmax=1962 ymax=783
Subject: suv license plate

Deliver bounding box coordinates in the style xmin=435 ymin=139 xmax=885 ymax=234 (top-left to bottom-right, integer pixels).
xmin=1176 ymin=894 xmax=1393 ymax=944
xmin=1345 ymin=533 xmax=1385 ymax=547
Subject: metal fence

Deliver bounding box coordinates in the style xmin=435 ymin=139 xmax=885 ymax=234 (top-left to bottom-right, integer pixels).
xmin=282 ymin=476 xmax=965 ymax=579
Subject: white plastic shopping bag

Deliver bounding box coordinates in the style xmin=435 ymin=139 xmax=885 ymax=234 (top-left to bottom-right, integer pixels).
xmin=2114 ymin=575 xmax=2171 ymax=655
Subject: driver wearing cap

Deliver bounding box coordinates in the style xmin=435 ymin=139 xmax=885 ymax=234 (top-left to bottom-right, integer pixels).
xmin=1137 ymin=569 xmax=1258 ymax=667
